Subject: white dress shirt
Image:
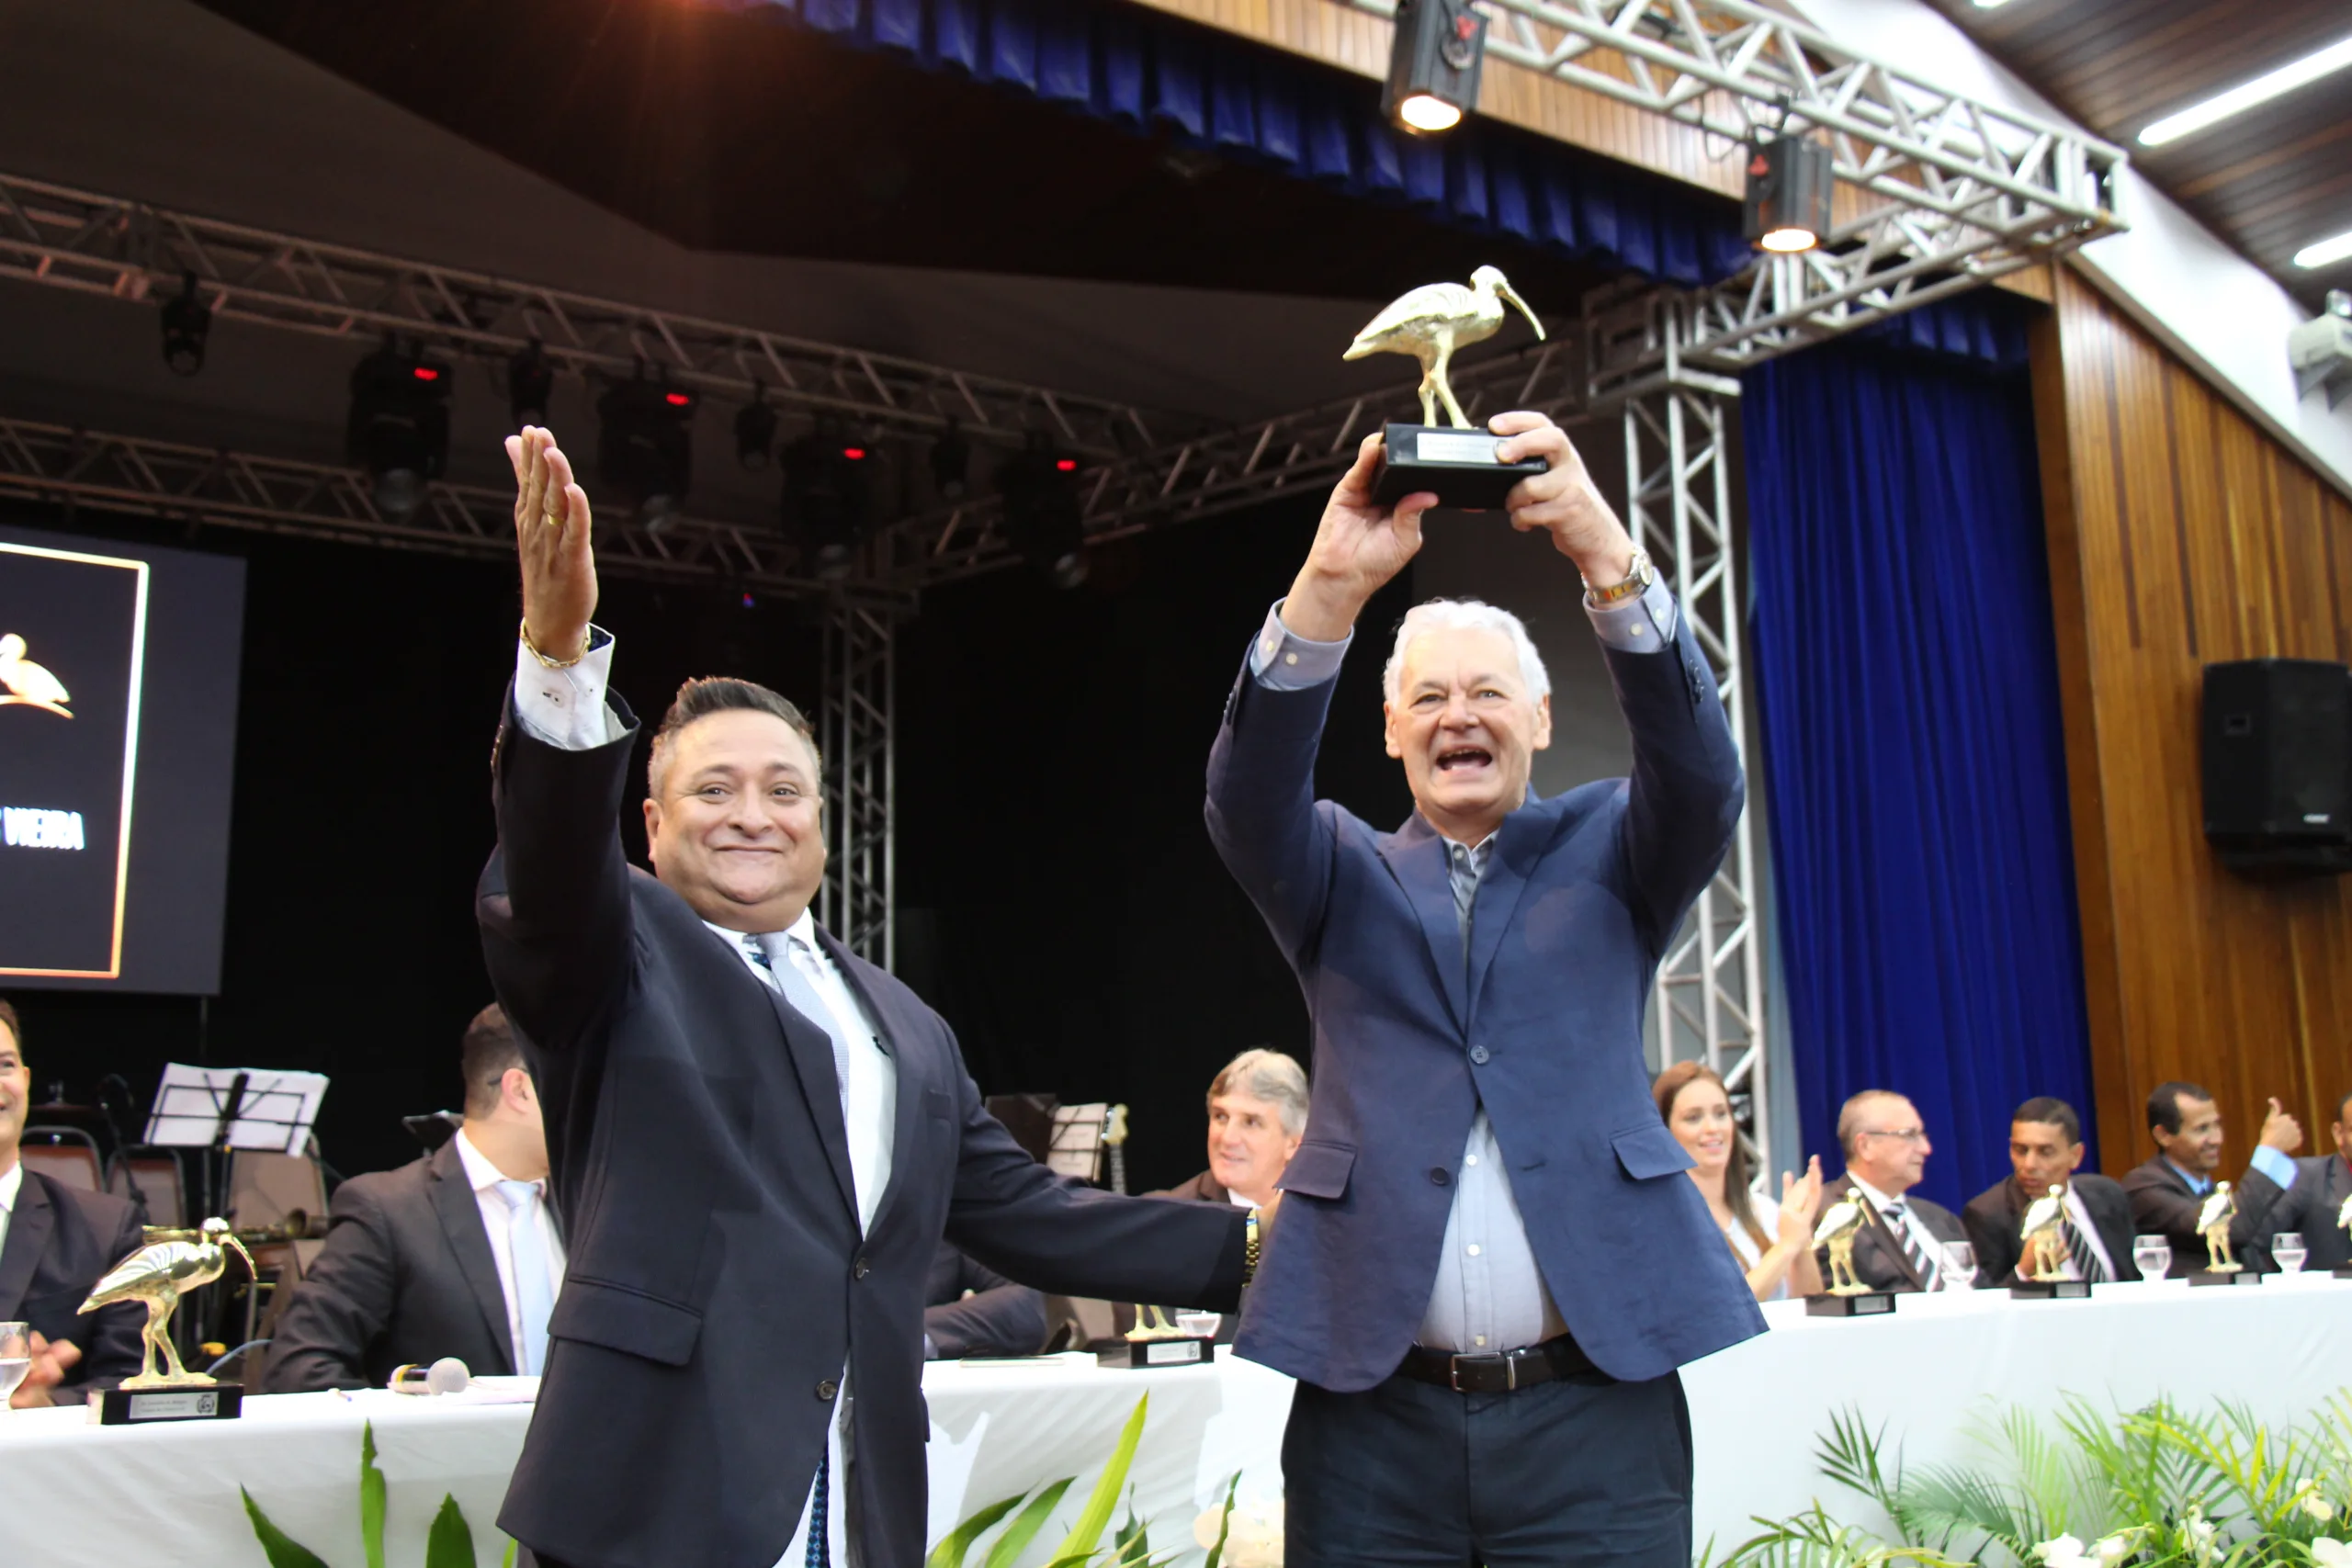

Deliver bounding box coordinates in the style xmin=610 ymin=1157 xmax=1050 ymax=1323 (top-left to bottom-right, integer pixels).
xmin=0 ymin=1159 xmax=21 ymax=1262
xmin=447 ymin=1130 xmax=567 ymax=1373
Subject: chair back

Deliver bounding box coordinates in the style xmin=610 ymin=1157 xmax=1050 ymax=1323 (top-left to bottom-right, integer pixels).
xmin=227 ymin=1150 xmax=328 ymax=1236
xmin=107 ymin=1151 xmax=187 ymax=1228
xmin=18 ymin=1127 xmax=103 ymax=1192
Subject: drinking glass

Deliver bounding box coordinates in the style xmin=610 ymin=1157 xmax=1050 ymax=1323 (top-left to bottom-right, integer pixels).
xmin=0 ymin=1322 xmax=30 ymax=1409
xmin=2272 ymin=1233 xmax=2309 ymax=1274
xmin=1939 ymin=1241 xmax=1977 ymax=1290
xmin=1175 ymin=1312 xmax=1222 ymax=1339
xmin=2133 ymin=1235 xmax=2173 ymax=1280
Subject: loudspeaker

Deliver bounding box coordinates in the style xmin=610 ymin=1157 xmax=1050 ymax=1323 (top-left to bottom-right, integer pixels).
xmin=2201 ymin=659 xmax=2352 ymax=874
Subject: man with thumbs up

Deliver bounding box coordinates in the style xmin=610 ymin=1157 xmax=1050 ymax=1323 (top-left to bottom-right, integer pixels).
xmin=2121 ymin=1081 xmax=2303 ymax=1275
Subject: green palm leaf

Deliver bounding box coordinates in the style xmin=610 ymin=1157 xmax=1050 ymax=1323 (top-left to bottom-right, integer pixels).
xmin=424 ymin=1495 xmax=476 ymax=1568
xmin=240 ymin=1487 xmax=333 ymax=1568
xmin=1202 ymin=1472 xmax=1242 ymax=1568
xmin=928 ymin=1494 xmax=1032 ymax=1568
xmin=982 ymin=1479 xmax=1077 ymax=1568
xmin=360 ymin=1420 xmax=388 ymax=1568
xmin=1042 ymin=1393 xmax=1150 ymax=1566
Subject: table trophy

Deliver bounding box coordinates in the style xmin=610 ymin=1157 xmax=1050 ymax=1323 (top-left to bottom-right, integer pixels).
xmin=2008 ymin=1182 xmax=2092 ymax=1299
xmin=2337 ymin=1190 xmax=2352 ymax=1280
xmin=1098 ymin=1303 xmax=1216 ymax=1370
xmin=1348 ymin=266 xmax=1549 ymax=511
xmin=1805 ymin=1190 xmax=1897 ymax=1317
xmin=79 ymin=1217 xmax=255 ymax=1424
xmin=2186 ymin=1180 xmax=2259 ymax=1288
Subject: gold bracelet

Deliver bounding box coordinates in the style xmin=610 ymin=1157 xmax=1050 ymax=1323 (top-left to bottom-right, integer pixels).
xmin=520 ymin=619 xmax=591 ymax=670
xmin=1243 ymin=1208 xmax=1262 ymax=1284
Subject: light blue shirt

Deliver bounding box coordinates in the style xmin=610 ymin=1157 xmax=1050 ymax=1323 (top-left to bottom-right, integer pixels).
xmin=2170 ymin=1147 xmax=2296 ymax=1195
xmin=1247 ymin=580 xmax=1679 ymax=1354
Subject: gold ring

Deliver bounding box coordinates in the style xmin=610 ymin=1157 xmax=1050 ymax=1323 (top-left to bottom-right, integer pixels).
xmin=542 ymin=507 xmax=564 ymax=528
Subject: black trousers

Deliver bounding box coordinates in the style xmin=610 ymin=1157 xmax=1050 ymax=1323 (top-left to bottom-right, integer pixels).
xmin=1283 ymin=1364 xmax=1693 ymax=1568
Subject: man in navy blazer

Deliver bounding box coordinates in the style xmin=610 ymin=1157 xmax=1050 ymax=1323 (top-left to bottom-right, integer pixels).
xmin=479 ymin=429 xmax=1256 ymax=1568
xmin=1206 ymin=413 xmax=1761 ymax=1565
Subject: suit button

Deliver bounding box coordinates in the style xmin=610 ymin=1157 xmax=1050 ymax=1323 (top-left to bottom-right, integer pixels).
xmin=1430 ymin=1168 xmax=1452 ymax=1187
xmin=816 ymin=1379 xmax=839 ymax=1401
xmin=1469 ymin=1045 xmax=1490 ymax=1065
xmin=854 ymin=1257 xmax=871 ymax=1280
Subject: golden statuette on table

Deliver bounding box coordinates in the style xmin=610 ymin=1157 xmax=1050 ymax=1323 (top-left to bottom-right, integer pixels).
xmin=2009 ymin=1182 xmax=2092 ymax=1300
xmin=78 ymin=1217 xmax=255 ymax=1424
xmin=1805 ymin=1189 xmax=1897 ymax=1318
xmin=2198 ymin=1181 xmax=2241 ymax=1274
xmin=1346 ymin=266 xmax=1548 ymax=510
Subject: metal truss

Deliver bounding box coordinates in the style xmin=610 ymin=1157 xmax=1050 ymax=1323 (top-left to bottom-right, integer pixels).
xmin=820 ymin=597 xmax=898 ymax=966
xmin=1625 ymin=381 xmax=1771 ymax=1168
xmin=0 ymin=171 xmax=1178 ymax=459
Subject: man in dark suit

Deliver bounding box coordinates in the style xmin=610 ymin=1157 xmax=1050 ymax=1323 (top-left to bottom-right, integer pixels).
xmin=2272 ymin=1090 xmax=2352 ymax=1272
xmin=1962 ymin=1096 xmax=2138 ymax=1286
xmin=1816 ymin=1090 xmax=1972 ymax=1292
xmin=265 ymin=1005 xmax=563 ymax=1392
xmin=1205 ymin=413 xmax=1759 ymax=1566
xmin=1159 ymin=1048 xmax=1308 ymax=1211
xmin=0 ymin=998 xmax=143 ymax=1405
xmin=2120 ymin=1080 xmax=2301 ymax=1275
xmin=481 ymin=428 xmax=1255 ymax=1568
xmin=921 ymin=1244 xmax=1043 ymax=1359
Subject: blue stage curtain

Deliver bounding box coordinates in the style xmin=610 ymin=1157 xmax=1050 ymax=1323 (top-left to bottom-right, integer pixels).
xmin=1743 ymin=318 xmax=2093 ymax=1213
xmin=703 ymin=0 xmax=1750 ymax=287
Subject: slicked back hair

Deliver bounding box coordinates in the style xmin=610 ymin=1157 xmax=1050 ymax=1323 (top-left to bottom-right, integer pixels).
xmin=460 ymin=1004 xmax=527 ymax=1118
xmin=1836 ymin=1089 xmax=1909 ymax=1159
xmin=2147 ymin=1080 xmax=2211 ymax=1136
xmin=2013 ymin=1096 xmax=2083 ymax=1147
xmin=648 ymin=677 xmax=820 ymax=800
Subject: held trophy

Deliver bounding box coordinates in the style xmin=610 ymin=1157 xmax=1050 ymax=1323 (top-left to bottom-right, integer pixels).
xmin=1348 ymin=266 xmax=1549 ymax=511
xmin=2008 ymin=1182 xmax=2092 ymax=1299
xmin=1805 ymin=1189 xmax=1897 ymax=1317
xmin=2187 ymin=1180 xmax=2259 ymax=1288
xmin=78 ymin=1216 xmax=256 ymax=1424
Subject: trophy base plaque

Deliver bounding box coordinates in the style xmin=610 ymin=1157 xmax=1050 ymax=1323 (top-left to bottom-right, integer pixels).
xmin=1097 ymin=1337 xmax=1216 ymax=1370
xmin=90 ymin=1382 xmax=244 ymax=1425
xmin=2188 ymin=1269 xmax=2262 ymax=1288
xmin=2335 ymin=1265 xmax=2352 ymax=1280
xmin=2009 ymin=1280 xmax=2093 ymax=1300
xmin=1805 ymin=1292 xmax=1896 ymax=1318
xmin=1372 ymin=424 xmax=1547 ymax=512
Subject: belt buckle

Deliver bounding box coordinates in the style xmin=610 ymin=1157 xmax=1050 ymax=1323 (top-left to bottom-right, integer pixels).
xmin=1447 ymin=1351 xmax=1510 ymax=1393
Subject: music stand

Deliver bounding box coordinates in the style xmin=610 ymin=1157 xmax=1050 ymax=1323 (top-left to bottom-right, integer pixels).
xmin=1047 ymin=1103 xmax=1109 ymax=1184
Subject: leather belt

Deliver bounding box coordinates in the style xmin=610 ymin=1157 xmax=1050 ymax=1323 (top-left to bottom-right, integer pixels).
xmin=1396 ymin=1333 xmax=1605 ymax=1394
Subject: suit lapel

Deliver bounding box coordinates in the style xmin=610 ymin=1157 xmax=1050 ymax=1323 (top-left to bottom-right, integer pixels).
xmin=426 ymin=1144 xmax=517 ymax=1376
xmin=1465 ymin=807 xmax=1555 ymax=1021
xmin=818 ymin=929 xmax=927 ymax=1239
xmin=1374 ymin=818 xmax=1466 ymax=1034
xmin=709 ymin=925 xmax=860 ymax=1223
xmin=0 ymin=1174 xmax=55 ymax=1316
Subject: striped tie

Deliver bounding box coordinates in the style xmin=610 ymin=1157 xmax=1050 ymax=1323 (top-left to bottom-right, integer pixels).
xmin=2063 ymin=1211 xmax=2109 ymax=1283
xmin=1879 ymin=1200 xmax=1943 ymax=1291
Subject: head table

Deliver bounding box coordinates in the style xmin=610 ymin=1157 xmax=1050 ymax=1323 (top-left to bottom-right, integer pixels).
xmin=3 ymin=1278 xmax=2346 ymax=1566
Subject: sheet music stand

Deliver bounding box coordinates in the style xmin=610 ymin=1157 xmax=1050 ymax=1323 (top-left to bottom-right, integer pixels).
xmin=1047 ymin=1102 xmax=1110 ymax=1184
xmin=144 ymin=1065 xmax=328 ymax=1158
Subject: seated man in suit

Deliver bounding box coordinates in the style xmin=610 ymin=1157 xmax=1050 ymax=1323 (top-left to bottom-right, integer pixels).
xmin=0 ymin=998 xmax=143 ymax=1405
xmin=2120 ymin=1080 xmax=2300 ymax=1275
xmin=1158 ymin=1048 xmax=1307 ymax=1209
xmin=922 ymin=1244 xmax=1045 ymax=1359
xmin=1817 ymin=1090 xmax=1972 ymax=1292
xmin=1962 ymin=1096 xmax=2137 ymax=1285
xmin=2272 ymin=1090 xmax=2352 ymax=1272
xmin=264 ymin=1005 xmax=564 ymax=1391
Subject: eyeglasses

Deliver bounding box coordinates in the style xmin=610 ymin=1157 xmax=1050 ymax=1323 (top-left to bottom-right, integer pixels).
xmin=1859 ymin=1127 xmax=1928 ymax=1145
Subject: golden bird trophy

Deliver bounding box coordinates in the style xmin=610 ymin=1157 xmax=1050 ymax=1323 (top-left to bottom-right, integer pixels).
xmin=1099 ymin=1299 xmax=1217 ymax=1370
xmin=1805 ymin=1189 xmax=1897 ymax=1317
xmin=2187 ymin=1180 xmax=2260 ymax=1288
xmin=79 ymin=1216 xmax=256 ymax=1424
xmin=2008 ymin=1181 xmax=2092 ymax=1300
xmin=1348 ymin=265 xmax=1549 ymax=512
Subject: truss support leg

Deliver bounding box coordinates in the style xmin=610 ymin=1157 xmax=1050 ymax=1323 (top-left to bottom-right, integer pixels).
xmin=820 ymin=595 xmax=897 ymax=968
xmin=1623 ymin=382 xmax=1773 ymax=1170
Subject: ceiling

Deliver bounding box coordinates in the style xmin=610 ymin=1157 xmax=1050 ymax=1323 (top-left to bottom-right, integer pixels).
xmin=1920 ymin=0 xmax=2352 ymax=309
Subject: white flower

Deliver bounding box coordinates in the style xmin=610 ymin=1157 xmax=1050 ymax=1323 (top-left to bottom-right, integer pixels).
xmin=2296 ymin=1479 xmax=2339 ymax=1523
xmin=2031 ymin=1535 xmax=2092 ymax=1567
xmin=2090 ymin=1533 xmax=2139 ymax=1564
xmin=1191 ymin=1500 xmax=1283 ymax=1567
xmin=2312 ymin=1539 xmax=2352 ymax=1567
xmin=2185 ymin=1510 xmax=2218 ymax=1568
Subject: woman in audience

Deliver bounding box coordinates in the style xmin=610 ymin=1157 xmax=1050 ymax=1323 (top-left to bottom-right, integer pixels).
xmin=1653 ymin=1061 xmax=1826 ymax=1301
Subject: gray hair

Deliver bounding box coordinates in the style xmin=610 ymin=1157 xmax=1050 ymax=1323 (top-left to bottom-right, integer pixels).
xmin=1382 ymin=599 xmax=1551 ymax=708
xmin=1207 ymin=1048 xmax=1309 ymax=1138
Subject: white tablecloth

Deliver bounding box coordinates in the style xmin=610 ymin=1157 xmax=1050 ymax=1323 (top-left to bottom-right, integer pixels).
xmin=5 ymin=1280 xmax=2347 ymax=1566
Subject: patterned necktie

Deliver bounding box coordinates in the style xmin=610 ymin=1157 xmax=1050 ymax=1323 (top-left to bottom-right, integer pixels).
xmin=494 ymin=1179 xmax=554 ymax=1375
xmin=1878 ymin=1199 xmax=1943 ymax=1291
xmin=2062 ymin=1205 xmax=2109 ymax=1282
xmin=805 ymin=1450 xmax=831 ymax=1568
xmin=741 ymin=932 xmax=854 ymax=1103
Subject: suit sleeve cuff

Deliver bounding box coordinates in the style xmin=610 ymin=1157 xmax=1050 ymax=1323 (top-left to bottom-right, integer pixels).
xmin=514 ymin=626 xmax=621 ymax=750
xmin=1586 ymin=579 xmax=1679 ymax=653
xmin=1248 ymin=600 xmax=1350 ymax=691
xmin=2249 ymin=1144 xmax=2297 ymax=1190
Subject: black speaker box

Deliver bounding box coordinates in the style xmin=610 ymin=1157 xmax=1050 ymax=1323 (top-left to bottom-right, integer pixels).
xmin=2200 ymin=659 xmax=2352 ymax=875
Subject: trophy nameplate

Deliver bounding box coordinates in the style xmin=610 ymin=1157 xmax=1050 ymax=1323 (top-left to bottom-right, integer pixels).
xmin=1372 ymin=424 xmax=1547 ymax=511
xmin=1097 ymin=1337 xmax=1216 ymax=1370
xmin=91 ymin=1383 xmax=244 ymax=1425
xmin=1805 ymin=1292 xmax=1896 ymax=1318
xmin=2188 ymin=1269 xmax=2262 ymax=1288
xmin=2009 ymin=1280 xmax=2093 ymax=1300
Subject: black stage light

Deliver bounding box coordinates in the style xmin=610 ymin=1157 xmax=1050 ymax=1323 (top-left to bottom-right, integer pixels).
xmin=1383 ymin=0 xmax=1486 ymax=136
xmin=596 ymin=373 xmax=698 ymax=530
xmin=346 ymin=339 xmax=453 ymax=520
xmin=160 ymin=272 xmax=211 ymax=377
xmin=508 ymin=342 xmax=555 ymax=427
xmin=930 ymin=422 xmax=971 ymax=501
xmin=1744 ymin=134 xmax=1834 ymax=254
xmin=780 ymin=419 xmax=872 ymax=580
xmin=997 ymin=437 xmax=1088 ymax=590
xmin=736 ymin=390 xmax=779 ymax=472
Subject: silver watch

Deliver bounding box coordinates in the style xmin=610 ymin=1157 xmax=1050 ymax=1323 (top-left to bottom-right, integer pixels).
xmin=1583 ymin=547 xmax=1654 ymax=606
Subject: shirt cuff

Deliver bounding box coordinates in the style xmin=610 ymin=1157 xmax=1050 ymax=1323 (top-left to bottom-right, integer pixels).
xmin=513 ymin=626 xmax=621 ymax=750
xmin=1585 ymin=578 xmax=1679 ymax=654
xmin=1248 ymin=599 xmax=1351 ymax=691
xmin=2248 ymin=1144 xmax=2297 ymax=1191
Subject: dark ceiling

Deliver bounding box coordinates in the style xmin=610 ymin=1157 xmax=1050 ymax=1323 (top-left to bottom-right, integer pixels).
xmin=190 ymin=0 xmax=1626 ymax=310
xmin=1922 ymin=0 xmax=2351 ymax=309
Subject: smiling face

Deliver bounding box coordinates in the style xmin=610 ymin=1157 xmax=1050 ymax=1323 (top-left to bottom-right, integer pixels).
xmin=1666 ymin=1074 xmax=1736 ymax=1177
xmin=1206 ymin=1089 xmax=1303 ymax=1206
xmin=642 ymin=709 xmax=826 ymax=931
xmin=0 ymin=1018 xmax=26 ymax=1170
xmin=2154 ymin=1095 xmax=2225 ymax=1177
xmin=1384 ymin=625 xmax=1552 ymax=843
xmin=1846 ymin=1093 xmax=1931 ymax=1196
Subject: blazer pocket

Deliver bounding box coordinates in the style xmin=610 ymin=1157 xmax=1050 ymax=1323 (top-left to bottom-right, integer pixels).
xmin=1279 ymin=1140 xmax=1356 ymax=1200
xmin=1611 ymin=1123 xmax=1696 ymax=1181
xmin=548 ymin=1277 xmax=704 ymax=1367
xmin=924 ymin=1087 xmax=953 ymax=1120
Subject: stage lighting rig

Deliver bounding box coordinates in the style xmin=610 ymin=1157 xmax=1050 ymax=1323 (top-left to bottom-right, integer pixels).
xmin=1384 ymin=0 xmax=1486 ymax=136
xmin=997 ymin=437 xmax=1088 ymax=590
xmin=345 ymin=338 xmax=453 ymax=520
xmin=780 ymin=419 xmax=873 ymax=580
xmin=930 ymin=422 xmax=971 ymax=501
xmin=736 ymin=388 xmax=779 ymax=472
xmin=596 ymin=371 xmax=697 ymax=530
xmin=1743 ymin=132 xmax=1833 ymax=254
xmin=508 ymin=342 xmax=555 ymax=427
xmin=160 ymin=272 xmax=210 ymax=377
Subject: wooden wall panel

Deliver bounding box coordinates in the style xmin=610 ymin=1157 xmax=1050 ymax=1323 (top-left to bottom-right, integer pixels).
xmin=2037 ymin=264 xmax=2352 ymax=1179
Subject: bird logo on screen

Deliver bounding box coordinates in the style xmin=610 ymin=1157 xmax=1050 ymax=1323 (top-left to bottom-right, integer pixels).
xmin=0 ymin=633 xmax=72 ymax=718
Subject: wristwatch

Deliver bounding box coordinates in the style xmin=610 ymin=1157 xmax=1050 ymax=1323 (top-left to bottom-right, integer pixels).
xmin=1582 ymin=547 xmax=1655 ymax=607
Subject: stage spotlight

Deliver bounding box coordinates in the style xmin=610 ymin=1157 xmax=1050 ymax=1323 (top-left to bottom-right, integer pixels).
xmin=160 ymin=273 xmax=211 ymax=377
xmin=508 ymin=342 xmax=555 ymax=427
xmin=1383 ymin=0 xmax=1485 ymax=137
xmin=997 ymin=437 xmax=1088 ymax=590
xmin=736 ymin=387 xmax=778 ymax=471
xmin=930 ymin=422 xmax=971 ymax=501
xmin=1744 ymin=134 xmax=1834 ymax=254
xmin=346 ymin=339 xmax=453 ymax=520
xmin=780 ymin=419 xmax=872 ymax=580
xmin=596 ymin=372 xmax=697 ymax=530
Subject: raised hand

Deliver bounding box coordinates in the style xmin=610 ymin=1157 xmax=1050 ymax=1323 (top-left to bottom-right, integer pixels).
xmin=1279 ymin=434 xmax=1439 ymax=643
xmin=1492 ymin=412 xmax=1635 ymax=586
xmin=2260 ymin=1096 xmax=2304 ymax=1154
xmin=506 ymin=425 xmax=597 ymax=663
xmin=1776 ymin=1156 xmax=1825 ymax=1250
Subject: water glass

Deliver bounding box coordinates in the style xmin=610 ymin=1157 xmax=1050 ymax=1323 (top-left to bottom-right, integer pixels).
xmin=1939 ymin=1241 xmax=1977 ymax=1290
xmin=2272 ymin=1233 xmax=2309 ymax=1274
xmin=1175 ymin=1311 xmax=1222 ymax=1339
xmin=2133 ymin=1235 xmax=2173 ymax=1280
xmin=0 ymin=1321 xmax=29 ymax=1409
